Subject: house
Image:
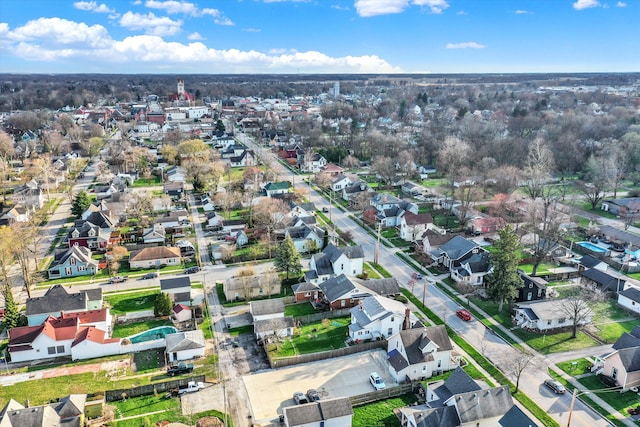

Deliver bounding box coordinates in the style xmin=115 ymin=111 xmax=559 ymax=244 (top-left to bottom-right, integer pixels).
xmin=399 ymin=212 xmax=434 ymax=242
xmin=513 ymin=299 xmax=593 ymax=332
xmin=284 ymin=224 xmax=326 ymax=253
xmin=618 ymin=285 xmax=640 ymax=315
xmin=299 ymin=152 xmax=327 ymax=173
xmin=164 ymin=166 xmax=187 ymax=182
xmin=234 ymin=229 xmax=249 ymax=247
xmin=401 ymin=181 xmax=425 ymax=197
xmin=305 ymin=243 xmax=364 ymax=284
xmin=431 ymin=236 xmax=491 ymax=286
xmin=172 ymin=303 xmax=192 ymax=323
xmin=163 ymin=181 xmax=185 ymax=200
xmin=601 ymin=197 xmax=640 ymax=216
xmin=466 ymin=216 xmax=505 ymax=234
xmin=255 ymin=316 xmax=295 ymax=341
xmin=0 ymin=394 xmax=87 ymax=427
xmin=11 ymin=181 xmax=44 ymax=210
xmin=282 ymin=397 xmax=353 ymax=427
xmin=142 ymin=224 xmax=167 ymax=244
xmin=595 ymin=327 xmax=640 ymax=390
xmin=516 ymin=270 xmax=548 ymax=302
xmin=291 ymin=282 xmax=321 ymax=303
xmin=3 ymin=205 xmax=31 ymax=223
xmin=8 ymin=309 xmax=118 ymax=363
xmin=416 ymin=230 xmax=456 ymax=254
xmin=387 ymin=325 xmax=456 ymax=382
xmin=330 ymin=174 xmax=352 ymax=192
xmin=577 ymin=255 xmax=608 ymax=272
xmin=165 ymin=330 xmax=206 ymax=362
xmin=26 ymin=285 xmax=103 ymax=326
xmin=342 ymin=180 xmax=372 ymax=203
xmin=129 ymin=246 xmax=181 ymax=269
xmin=321 ymin=163 xmax=344 ymax=176
xmin=348 ymin=295 xmax=417 ymax=341
xmin=230 ymin=149 xmax=256 ymax=167
xmin=580 ymin=268 xmax=626 ymax=294
xmin=264 ymin=181 xmax=290 ymax=197
xmin=597 ymin=225 xmax=640 ymax=249
xmin=47 ymin=246 xmax=99 ymax=279
xmin=66 ymin=214 xmax=113 ymax=250
xmin=318 ymin=274 xmax=370 ymax=309
xmin=366 ymin=193 xmax=419 ymax=227
xmin=223 ymin=273 xmax=281 ymax=302
xmin=160 ymin=277 xmax=192 ymax=306
xmin=351 ymin=277 xmax=401 ymax=298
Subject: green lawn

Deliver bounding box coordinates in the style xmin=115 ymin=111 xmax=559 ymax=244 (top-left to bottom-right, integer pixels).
xmin=284 ymin=303 xmax=318 ymax=317
xmin=352 ymin=394 xmax=416 ymax=427
xmin=112 ymin=319 xmax=172 ymax=338
xmin=517 ymin=262 xmax=559 ymax=276
xmin=362 ymin=263 xmax=382 ymax=279
xmin=578 ymin=375 xmax=640 ymax=417
xmin=133 ymin=350 xmax=161 ymax=372
xmin=228 ymin=325 xmax=253 ymax=336
xmin=591 ymin=300 xmax=638 ymax=322
xmin=112 ymin=393 xmax=180 ymax=419
xmin=268 ymin=317 xmax=350 ymax=357
xmin=556 ymin=358 xmax=594 ymax=376
xmin=131 ymin=176 xmax=162 ymax=187
xmin=105 ymin=290 xmax=159 ymax=314
xmin=592 ymin=319 xmax=640 ymax=344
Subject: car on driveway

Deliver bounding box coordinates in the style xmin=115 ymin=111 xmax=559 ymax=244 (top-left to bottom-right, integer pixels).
xmin=306 ymin=389 xmax=320 ymax=401
xmin=456 ymin=309 xmax=472 ymax=321
xmin=544 ymin=379 xmax=566 ymax=394
xmin=369 ymin=372 xmax=386 ymax=390
xmin=293 ymin=391 xmax=308 ymax=405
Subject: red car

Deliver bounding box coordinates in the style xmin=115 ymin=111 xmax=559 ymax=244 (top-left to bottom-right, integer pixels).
xmin=456 ymin=309 xmax=472 ymax=321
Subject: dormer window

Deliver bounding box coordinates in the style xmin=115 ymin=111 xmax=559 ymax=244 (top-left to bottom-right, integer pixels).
xmin=71 ymin=230 xmax=79 ymax=238
xmin=88 ymin=229 xmax=95 ymax=237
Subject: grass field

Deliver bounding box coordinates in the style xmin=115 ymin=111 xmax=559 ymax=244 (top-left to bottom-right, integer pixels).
xmin=105 ymin=290 xmax=159 ymax=314
xmin=284 ymin=302 xmax=318 ymax=317
xmin=352 ymin=394 xmax=416 ymax=427
xmin=112 ymin=319 xmax=172 ymax=338
xmin=268 ymin=317 xmax=350 ymax=357
xmin=362 ymin=263 xmax=382 ymax=279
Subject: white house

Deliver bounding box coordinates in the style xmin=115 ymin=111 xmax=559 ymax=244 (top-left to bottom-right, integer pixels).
xmin=387 ymin=325 xmax=456 ymax=382
xmin=142 ymin=224 xmax=166 ymax=244
xmin=348 ymin=295 xmax=417 ymax=341
xmin=165 ymin=330 xmax=206 ymax=362
xmin=618 ymin=285 xmax=640 ymax=315
xmin=330 ymin=174 xmax=352 ymax=192
xmin=284 ymin=224 xmax=326 ymax=253
xmin=250 ymin=299 xmax=285 ymax=322
xmin=172 ymin=304 xmax=192 ymax=323
xmin=513 ymin=299 xmax=593 ymax=332
xmin=305 ymin=243 xmax=365 ymax=284
xmin=398 ymin=212 xmax=434 ymax=242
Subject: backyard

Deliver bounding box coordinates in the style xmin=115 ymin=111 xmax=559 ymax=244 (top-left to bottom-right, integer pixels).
xmin=112 ymin=319 xmax=172 ymax=339
xmin=267 ymin=316 xmax=350 ymax=357
xmin=105 ymin=290 xmax=159 ymax=314
xmin=352 ymin=393 xmax=415 ymax=427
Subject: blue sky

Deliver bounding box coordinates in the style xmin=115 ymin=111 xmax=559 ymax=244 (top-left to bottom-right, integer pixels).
xmin=0 ymin=0 xmax=637 ymax=74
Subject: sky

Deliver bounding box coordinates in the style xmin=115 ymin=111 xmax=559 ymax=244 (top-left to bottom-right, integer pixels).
xmin=0 ymin=0 xmax=638 ymax=74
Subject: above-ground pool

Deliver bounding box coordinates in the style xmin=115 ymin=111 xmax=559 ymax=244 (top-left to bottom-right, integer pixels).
xmin=128 ymin=326 xmax=178 ymax=344
xmin=576 ymin=241 xmax=609 ymax=254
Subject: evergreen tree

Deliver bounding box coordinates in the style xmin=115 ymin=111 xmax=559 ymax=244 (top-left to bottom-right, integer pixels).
xmin=487 ymin=225 xmax=522 ymax=312
xmin=154 ymin=292 xmax=173 ymax=317
xmin=3 ymin=283 xmax=22 ymax=330
xmin=71 ymin=190 xmax=91 ymax=218
xmin=215 ymin=119 xmax=226 ymax=133
xmin=274 ymin=235 xmax=302 ymax=279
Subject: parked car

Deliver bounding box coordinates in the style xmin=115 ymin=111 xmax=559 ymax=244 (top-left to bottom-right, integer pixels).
xmin=293 ymin=391 xmax=308 ymax=405
xmin=322 ymin=207 xmax=329 ymax=213
xmin=141 ymin=272 xmax=158 ymax=280
xmin=456 ymin=309 xmax=472 ymax=321
xmin=369 ymin=372 xmax=386 ymax=390
xmin=167 ymin=362 xmax=194 ymax=376
xmin=412 ymin=272 xmax=423 ymax=280
xmin=185 ymin=266 xmax=200 ymax=274
xmin=307 ymin=389 xmax=320 ymax=402
xmin=109 ymin=276 xmax=127 ymax=283
xmin=543 ymin=379 xmax=566 ymax=394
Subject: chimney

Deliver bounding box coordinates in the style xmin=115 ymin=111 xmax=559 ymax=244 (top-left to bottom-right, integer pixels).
xmin=404 ymin=307 xmax=411 ymax=330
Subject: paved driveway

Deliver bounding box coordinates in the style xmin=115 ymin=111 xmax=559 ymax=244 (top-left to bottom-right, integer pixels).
xmin=243 ymin=350 xmax=392 ymax=424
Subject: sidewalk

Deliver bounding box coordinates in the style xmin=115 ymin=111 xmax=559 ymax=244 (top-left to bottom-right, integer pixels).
xmin=437 ymin=278 xmax=635 ymax=426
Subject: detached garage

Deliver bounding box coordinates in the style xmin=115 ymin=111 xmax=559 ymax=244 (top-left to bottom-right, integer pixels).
xmin=165 ymin=330 xmax=205 ymax=362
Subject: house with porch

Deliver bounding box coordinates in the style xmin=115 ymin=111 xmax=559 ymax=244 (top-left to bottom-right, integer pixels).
xmin=594 ymin=327 xmax=640 ymax=391
xmin=387 ymin=325 xmax=457 ymax=382
xmin=430 ymin=236 xmax=491 ymax=286
xmin=26 ymin=285 xmax=103 ymax=326
xmin=348 ymin=295 xmax=417 ymax=341
xmin=513 ymin=299 xmax=593 ymax=332
xmin=47 ymin=246 xmax=99 ymax=279
xmin=284 ymin=224 xmax=326 ymax=253
xmin=305 ymin=243 xmax=364 ymax=284
xmin=264 ymin=181 xmax=290 ymax=197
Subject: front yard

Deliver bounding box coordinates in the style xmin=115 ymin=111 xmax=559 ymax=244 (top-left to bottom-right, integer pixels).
xmin=267 ymin=316 xmax=350 ymax=357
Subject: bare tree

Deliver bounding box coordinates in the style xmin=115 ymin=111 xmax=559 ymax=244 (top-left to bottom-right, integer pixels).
xmin=371 ymin=155 xmax=396 ymax=186
xmin=522 ymin=138 xmax=555 ymax=200
xmin=506 ymin=349 xmax=535 ymax=393
xmin=528 ymin=185 xmax=564 ymax=276
xmin=252 ymin=198 xmax=288 ymax=258
xmin=579 ymin=154 xmax=609 ymax=210
xmin=556 ymin=288 xmax=596 ymax=339
xmin=437 ymin=136 xmax=471 ymax=205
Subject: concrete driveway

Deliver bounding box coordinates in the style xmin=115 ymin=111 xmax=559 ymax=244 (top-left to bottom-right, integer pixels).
xmin=243 ymin=349 xmax=392 ymax=424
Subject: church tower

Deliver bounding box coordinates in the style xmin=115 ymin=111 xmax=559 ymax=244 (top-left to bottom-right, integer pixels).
xmin=177 ymin=78 xmax=185 ymax=96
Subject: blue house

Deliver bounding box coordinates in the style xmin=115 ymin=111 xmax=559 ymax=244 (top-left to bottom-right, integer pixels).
xmin=48 ymin=246 xmax=99 ymax=279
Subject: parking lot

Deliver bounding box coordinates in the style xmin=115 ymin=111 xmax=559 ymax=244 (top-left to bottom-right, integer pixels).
xmin=242 ymin=349 xmax=394 ymax=424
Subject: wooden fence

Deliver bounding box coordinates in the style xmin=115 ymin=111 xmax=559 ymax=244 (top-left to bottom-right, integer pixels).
xmin=293 ymin=308 xmax=351 ymax=324
xmin=105 ymin=375 xmax=206 ymax=401
xmin=350 ymin=383 xmax=415 ymax=406
xmin=267 ymin=341 xmax=385 ymax=369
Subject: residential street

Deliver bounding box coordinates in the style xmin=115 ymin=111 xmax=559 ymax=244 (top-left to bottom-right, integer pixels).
xmin=237 ymin=130 xmax=615 ymax=427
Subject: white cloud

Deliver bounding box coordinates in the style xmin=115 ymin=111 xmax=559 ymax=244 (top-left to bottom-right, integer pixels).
xmin=145 ymin=0 xmax=199 ymax=15
xmin=242 ymin=28 xmax=261 ymax=32
xmin=573 ymin=0 xmax=600 ymax=10
xmin=187 ymin=32 xmax=204 ymax=40
xmin=514 ymin=9 xmax=531 ymax=14
xmin=355 ymin=0 xmax=448 ymax=17
xmin=74 ymin=1 xmax=115 ymax=13
xmin=119 ymin=11 xmax=182 ymax=36
xmin=2 ymin=19 xmax=402 ymax=73
xmin=446 ymin=42 xmax=485 ymax=49
xmin=456 ymin=11 xmax=467 ymax=15
xmin=331 ymin=5 xmax=350 ymax=11
xmin=214 ymin=17 xmax=235 ymax=26
xmin=616 ymin=2 xmax=627 ymax=7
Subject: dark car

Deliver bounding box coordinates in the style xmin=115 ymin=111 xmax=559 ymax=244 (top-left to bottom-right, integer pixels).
xmin=185 ymin=266 xmax=200 ymax=274
xmin=456 ymin=309 xmax=472 ymax=321
xmin=543 ymin=379 xmax=566 ymax=394
xmin=141 ymin=273 xmax=158 ymax=280
xmin=307 ymin=389 xmax=320 ymax=402
xmin=167 ymin=362 xmax=194 ymax=377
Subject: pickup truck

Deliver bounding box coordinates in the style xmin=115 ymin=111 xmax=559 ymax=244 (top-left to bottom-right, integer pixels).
xmin=167 ymin=363 xmax=194 ymax=376
xmin=165 ymin=381 xmax=204 ymax=397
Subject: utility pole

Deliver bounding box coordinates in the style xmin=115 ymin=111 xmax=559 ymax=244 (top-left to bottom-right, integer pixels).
xmin=422 ymin=276 xmax=427 ymax=307
xmin=566 ymin=388 xmax=578 ymax=427
xmin=374 ymin=221 xmax=381 ymax=264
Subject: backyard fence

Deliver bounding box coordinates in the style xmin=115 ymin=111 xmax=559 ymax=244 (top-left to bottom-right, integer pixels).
xmin=120 ymin=339 xmax=166 ymax=354
xmin=349 ymin=383 xmax=415 ymax=406
xmin=293 ymin=308 xmax=351 ymax=324
xmin=105 ymin=375 xmax=206 ymax=401
xmin=267 ymin=341 xmax=385 ymax=369
xmin=117 ymin=310 xmax=155 ymax=322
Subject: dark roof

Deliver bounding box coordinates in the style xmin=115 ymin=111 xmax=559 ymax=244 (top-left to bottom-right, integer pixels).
xmin=519 ymin=271 xmax=548 ymax=290
xmin=453 ymin=386 xmax=513 ymax=424
xmin=434 ymin=236 xmax=477 ymax=261
xmin=579 ymin=255 xmax=605 ymax=268
xmin=442 ymin=367 xmax=482 ymax=396
xmin=413 ymin=406 xmax=460 ymax=427
xmin=292 ymin=282 xmax=319 ymax=294
xmin=26 ymin=285 xmax=95 ymax=316
xmin=498 ymin=405 xmax=539 ymax=427
xmin=613 ymin=328 xmax=640 ymax=351
xmin=160 ymin=277 xmax=191 ymax=291
xmin=251 ymin=299 xmax=285 ymax=316
xmin=618 ymin=347 xmax=640 ymax=373
xmin=319 ymin=274 xmax=356 ymax=303
xmin=619 ymin=287 xmax=640 ymax=304
xmin=581 ymin=268 xmax=625 ymax=292
xmin=398 ymin=325 xmax=452 ymax=365
xmin=353 ymin=278 xmax=401 ymax=296
xmin=283 ymin=397 xmax=352 ymax=426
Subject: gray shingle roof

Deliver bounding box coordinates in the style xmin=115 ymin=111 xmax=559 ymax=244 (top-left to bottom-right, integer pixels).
xmin=26 ymin=285 xmax=94 ymax=316
xmin=433 ymin=235 xmax=477 ymax=261
xmin=581 ymin=268 xmax=625 ymax=292
xmin=619 ymin=287 xmax=640 ymax=304
xmin=319 ymin=274 xmax=356 ymax=303
xmin=498 ymin=404 xmax=539 ymax=427
xmin=283 ymin=397 xmax=352 ymax=427
xmin=618 ymin=347 xmax=640 ymax=372
xmin=353 ymin=278 xmax=401 ymax=296
xmin=410 ymin=405 xmax=460 ymax=427
xmin=254 ymin=317 xmax=295 ymax=334
xmin=165 ymin=330 xmax=206 ymax=352
xmin=579 ymin=255 xmax=605 ymax=268
xmin=452 ymin=386 xmax=513 ymax=424
xmin=160 ymin=277 xmax=191 ymax=291
xmin=251 ymin=299 xmax=285 ymax=316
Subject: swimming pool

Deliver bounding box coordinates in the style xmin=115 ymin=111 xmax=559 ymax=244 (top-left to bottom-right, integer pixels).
xmin=128 ymin=326 xmax=178 ymax=344
xmin=576 ymin=241 xmax=609 ymax=254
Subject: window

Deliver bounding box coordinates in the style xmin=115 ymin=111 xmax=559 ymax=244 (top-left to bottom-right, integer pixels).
xmin=387 ymin=328 xmax=393 ymax=336
xmin=391 ymin=317 xmax=395 ymax=322
xmin=259 ymin=287 xmax=263 ymax=294
xmin=48 ymin=347 xmax=56 ymax=355
xmin=547 ymin=320 xmax=552 ymax=325
xmin=341 ymin=300 xmax=346 ymax=307
xmin=57 ymin=345 xmax=65 ymax=353
xmin=527 ymin=292 xmax=532 ymax=301
xmin=537 ymin=289 xmax=542 ymax=297
xmin=341 ymin=263 xmax=344 ymax=271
